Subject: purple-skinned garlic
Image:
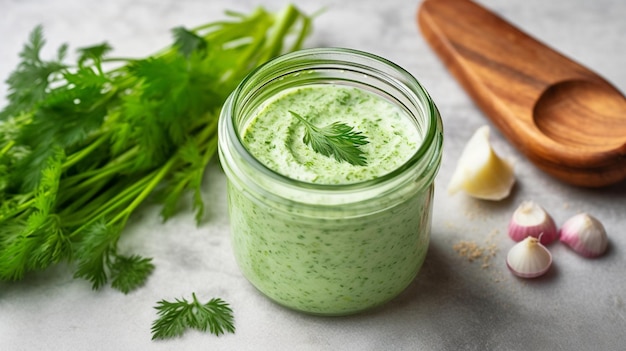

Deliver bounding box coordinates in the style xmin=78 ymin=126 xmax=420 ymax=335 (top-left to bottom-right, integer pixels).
xmin=508 ymin=201 xmax=558 ymax=244
xmin=559 ymin=213 xmax=608 ymax=258
xmin=506 ymin=236 xmax=552 ymax=278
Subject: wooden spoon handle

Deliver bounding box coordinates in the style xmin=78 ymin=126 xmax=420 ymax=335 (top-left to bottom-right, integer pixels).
xmin=417 ymin=0 xmax=626 ymax=187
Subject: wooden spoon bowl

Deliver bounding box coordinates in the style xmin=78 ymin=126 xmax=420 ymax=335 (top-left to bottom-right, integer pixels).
xmin=418 ymin=0 xmax=626 ymax=187
xmin=534 ymin=80 xmax=626 ymax=149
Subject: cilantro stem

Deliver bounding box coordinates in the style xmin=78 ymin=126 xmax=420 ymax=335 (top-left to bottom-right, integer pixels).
xmin=65 ymin=176 xmax=150 ymax=232
xmin=61 ymin=180 xmax=109 ymax=214
xmin=108 ymin=157 xmax=176 ymax=225
xmin=62 ymin=134 xmax=109 ymax=170
xmin=101 ymin=57 xmax=135 ymax=64
xmin=0 ymin=198 xmax=34 ymax=222
xmin=61 ymin=147 xmax=139 ymax=188
xmin=263 ymin=4 xmax=300 ymax=59
xmin=0 ymin=140 xmax=15 ymax=156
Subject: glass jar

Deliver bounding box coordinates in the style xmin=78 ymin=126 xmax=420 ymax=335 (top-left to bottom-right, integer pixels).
xmin=218 ymin=48 xmax=443 ymax=315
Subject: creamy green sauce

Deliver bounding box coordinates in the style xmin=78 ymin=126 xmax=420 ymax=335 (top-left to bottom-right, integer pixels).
xmin=228 ymin=84 xmax=431 ymax=314
xmin=229 ymin=185 xmax=431 ymax=314
xmin=242 ymin=84 xmax=420 ymax=184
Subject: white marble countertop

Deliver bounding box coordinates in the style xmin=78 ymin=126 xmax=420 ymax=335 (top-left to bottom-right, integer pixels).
xmin=1 ymin=0 xmax=625 ymax=350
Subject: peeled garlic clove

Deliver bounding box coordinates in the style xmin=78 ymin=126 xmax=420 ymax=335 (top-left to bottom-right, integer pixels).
xmin=508 ymin=201 xmax=558 ymax=244
xmin=559 ymin=213 xmax=608 ymax=258
xmin=447 ymin=125 xmax=515 ymax=200
xmin=506 ymin=236 xmax=552 ymax=278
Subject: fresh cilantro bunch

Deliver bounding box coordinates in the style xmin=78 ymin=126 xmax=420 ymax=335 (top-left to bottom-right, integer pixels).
xmin=0 ymin=5 xmax=312 ymax=293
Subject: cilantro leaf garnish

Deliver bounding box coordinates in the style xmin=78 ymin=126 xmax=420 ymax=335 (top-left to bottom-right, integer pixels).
xmin=289 ymin=110 xmax=369 ymax=166
xmin=151 ymin=293 xmax=235 ymax=340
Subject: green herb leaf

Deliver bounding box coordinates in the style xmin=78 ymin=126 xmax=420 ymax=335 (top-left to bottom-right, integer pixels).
xmin=289 ymin=110 xmax=369 ymax=166
xmin=151 ymin=293 xmax=235 ymax=340
xmin=77 ymin=42 xmax=112 ymax=67
xmin=1 ymin=25 xmax=66 ymax=119
xmin=72 ymin=220 xmax=117 ymax=290
xmin=110 ymin=254 xmax=155 ymax=294
xmin=0 ymin=150 xmax=69 ymax=280
xmin=172 ymin=27 xmax=208 ymax=58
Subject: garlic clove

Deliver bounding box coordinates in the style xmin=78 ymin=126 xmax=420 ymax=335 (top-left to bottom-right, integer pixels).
xmin=447 ymin=125 xmax=515 ymax=201
xmin=559 ymin=213 xmax=609 ymax=258
xmin=508 ymin=201 xmax=558 ymax=244
xmin=506 ymin=236 xmax=552 ymax=278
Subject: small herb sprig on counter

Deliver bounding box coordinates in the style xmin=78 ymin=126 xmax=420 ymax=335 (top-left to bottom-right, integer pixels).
xmin=289 ymin=110 xmax=369 ymax=166
xmin=0 ymin=5 xmax=312 ymax=292
xmin=151 ymin=293 xmax=235 ymax=340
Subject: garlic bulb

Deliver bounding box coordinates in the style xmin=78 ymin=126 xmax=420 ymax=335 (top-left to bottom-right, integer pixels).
xmin=447 ymin=126 xmax=515 ymax=200
xmin=508 ymin=201 xmax=558 ymax=244
xmin=559 ymin=213 xmax=608 ymax=257
xmin=506 ymin=236 xmax=552 ymax=278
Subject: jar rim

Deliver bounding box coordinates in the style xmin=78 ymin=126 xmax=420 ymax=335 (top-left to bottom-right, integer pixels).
xmin=222 ymin=47 xmax=442 ymax=193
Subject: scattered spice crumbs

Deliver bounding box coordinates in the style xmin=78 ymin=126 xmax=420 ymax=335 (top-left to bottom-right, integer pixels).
xmin=453 ymin=229 xmax=500 ymax=269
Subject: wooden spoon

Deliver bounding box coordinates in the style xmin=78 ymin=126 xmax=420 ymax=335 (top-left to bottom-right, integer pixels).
xmin=417 ymin=0 xmax=626 ymax=187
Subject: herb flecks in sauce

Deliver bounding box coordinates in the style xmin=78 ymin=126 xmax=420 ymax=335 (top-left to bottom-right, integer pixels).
xmin=231 ymin=84 xmax=430 ymax=314
xmin=243 ymin=85 xmax=419 ymax=184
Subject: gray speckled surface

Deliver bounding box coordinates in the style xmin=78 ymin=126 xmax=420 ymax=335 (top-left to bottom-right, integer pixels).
xmin=1 ymin=0 xmax=625 ymax=350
